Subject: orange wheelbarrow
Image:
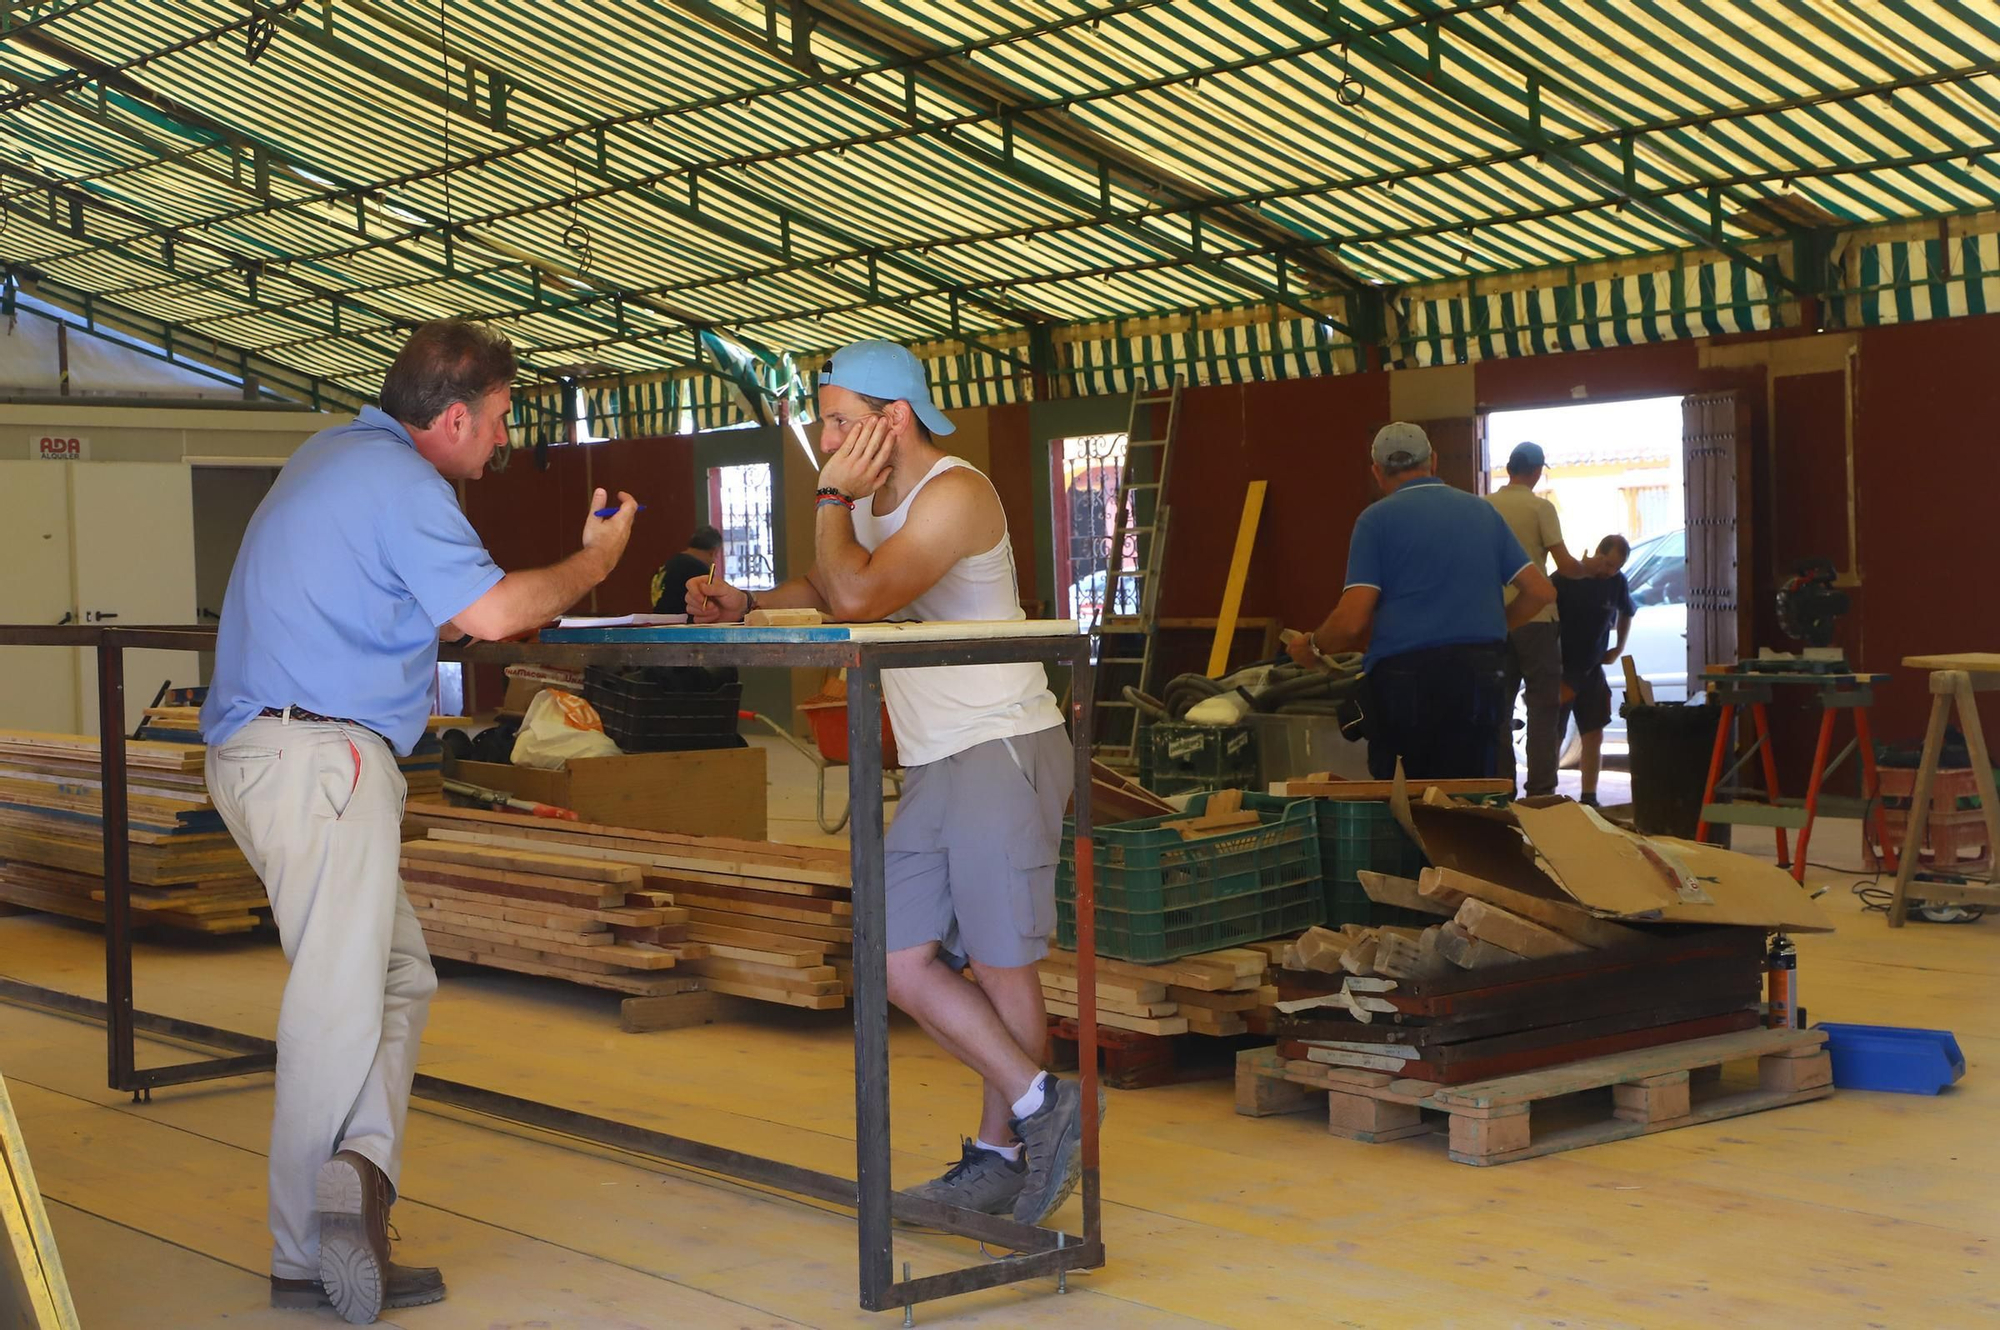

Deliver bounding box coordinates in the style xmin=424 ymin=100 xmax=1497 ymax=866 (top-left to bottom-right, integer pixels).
xmin=741 ymin=698 xmax=903 ymax=834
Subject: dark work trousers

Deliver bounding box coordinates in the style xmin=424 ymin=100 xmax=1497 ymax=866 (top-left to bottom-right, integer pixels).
xmin=1364 ymin=643 xmax=1509 ymax=781
xmin=1499 ymin=621 xmax=1564 ymax=796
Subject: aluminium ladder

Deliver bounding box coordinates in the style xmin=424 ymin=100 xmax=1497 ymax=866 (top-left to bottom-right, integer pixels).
xmin=1090 ymin=375 xmax=1182 ymax=765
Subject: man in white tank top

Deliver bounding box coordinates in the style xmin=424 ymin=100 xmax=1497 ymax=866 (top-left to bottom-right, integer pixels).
xmin=687 ymin=340 xmax=1086 ymax=1227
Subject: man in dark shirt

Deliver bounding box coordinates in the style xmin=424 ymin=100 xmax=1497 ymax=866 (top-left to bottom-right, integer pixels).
xmin=1553 ymin=534 xmax=1636 ymax=805
xmin=651 ymin=525 xmax=722 ymax=612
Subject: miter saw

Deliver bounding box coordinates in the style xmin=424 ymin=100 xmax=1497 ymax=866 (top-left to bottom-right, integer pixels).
xmin=1775 ymin=558 xmax=1850 ymax=649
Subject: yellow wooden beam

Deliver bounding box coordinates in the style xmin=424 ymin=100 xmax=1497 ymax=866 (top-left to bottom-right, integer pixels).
xmin=1207 ymin=480 xmax=1267 ymax=678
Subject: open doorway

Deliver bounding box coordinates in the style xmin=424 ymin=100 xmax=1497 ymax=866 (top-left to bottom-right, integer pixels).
xmin=1485 ymin=396 xmax=1689 ymax=772
xmin=1049 ymin=432 xmax=1133 ymax=630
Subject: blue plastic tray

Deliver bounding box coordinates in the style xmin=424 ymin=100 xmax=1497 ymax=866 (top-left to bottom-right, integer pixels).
xmin=1813 ymin=1022 xmax=1966 ymax=1095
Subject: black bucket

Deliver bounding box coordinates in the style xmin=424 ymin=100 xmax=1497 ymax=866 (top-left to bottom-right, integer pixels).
xmin=1625 ymin=701 xmax=1725 ymax=841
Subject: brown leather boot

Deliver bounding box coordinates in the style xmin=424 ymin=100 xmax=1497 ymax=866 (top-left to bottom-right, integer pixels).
xmin=311 ymin=1151 xmax=445 ymax=1323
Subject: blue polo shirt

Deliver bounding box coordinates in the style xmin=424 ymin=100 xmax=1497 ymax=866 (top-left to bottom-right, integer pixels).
xmin=1345 ymin=477 xmax=1531 ymax=670
xmin=200 ymin=407 xmax=504 ymax=755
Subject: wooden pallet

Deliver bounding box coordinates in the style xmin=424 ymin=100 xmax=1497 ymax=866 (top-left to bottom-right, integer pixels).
xmin=1236 ymin=1026 xmax=1831 ymax=1165
xmin=1045 ymin=1016 xmax=1262 ymax=1089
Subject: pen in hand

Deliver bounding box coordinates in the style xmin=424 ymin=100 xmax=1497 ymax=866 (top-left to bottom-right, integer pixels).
xmin=592 ymin=503 xmax=646 ymax=518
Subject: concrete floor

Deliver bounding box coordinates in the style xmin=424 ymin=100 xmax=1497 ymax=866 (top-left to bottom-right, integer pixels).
xmin=1 ymin=760 xmax=1994 ymax=1327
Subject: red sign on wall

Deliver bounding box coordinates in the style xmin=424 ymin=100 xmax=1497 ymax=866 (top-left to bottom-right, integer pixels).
xmin=34 ymin=435 xmax=86 ymax=460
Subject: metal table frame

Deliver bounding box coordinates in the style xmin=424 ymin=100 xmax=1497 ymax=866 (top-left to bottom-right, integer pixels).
xmin=0 ymin=624 xmax=1103 ymax=1316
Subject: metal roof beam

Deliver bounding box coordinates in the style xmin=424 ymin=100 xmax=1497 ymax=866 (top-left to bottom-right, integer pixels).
xmin=1280 ymin=2 xmax=1808 ymax=296
xmin=756 ymin=0 xmax=1395 ymax=302
xmin=664 ymin=0 xmax=1364 ymax=328
xmin=516 ymin=136 xmax=1992 ymax=357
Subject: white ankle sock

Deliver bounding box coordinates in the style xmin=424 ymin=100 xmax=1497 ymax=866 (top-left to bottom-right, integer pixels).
xmin=1010 ymin=1072 xmax=1048 ymax=1120
xmin=975 ymin=1137 xmax=1022 ymax=1161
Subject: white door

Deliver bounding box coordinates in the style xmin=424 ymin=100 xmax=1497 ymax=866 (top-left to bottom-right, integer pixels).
xmin=0 ymin=462 xmax=81 ymax=732
xmin=71 ymin=463 xmax=198 ymax=736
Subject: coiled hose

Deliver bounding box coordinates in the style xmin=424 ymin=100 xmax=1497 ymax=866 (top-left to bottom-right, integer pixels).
xmin=1124 ymin=652 xmax=1366 ymax=722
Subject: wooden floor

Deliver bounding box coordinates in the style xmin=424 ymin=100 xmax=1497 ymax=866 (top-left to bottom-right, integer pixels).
xmin=2 ymin=791 xmax=1995 ymax=1327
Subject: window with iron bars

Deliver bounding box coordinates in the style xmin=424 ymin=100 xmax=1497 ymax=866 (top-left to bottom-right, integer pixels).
xmin=708 ymin=462 xmax=777 ymax=590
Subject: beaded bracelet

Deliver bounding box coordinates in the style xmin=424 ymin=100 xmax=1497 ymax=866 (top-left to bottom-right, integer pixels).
xmin=815 ymin=486 xmax=853 ymax=503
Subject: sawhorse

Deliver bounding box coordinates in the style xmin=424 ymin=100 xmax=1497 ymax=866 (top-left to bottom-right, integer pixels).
xmin=1695 ymin=666 xmax=1893 ymax=883
xmin=1885 ymin=655 xmax=2000 ymax=926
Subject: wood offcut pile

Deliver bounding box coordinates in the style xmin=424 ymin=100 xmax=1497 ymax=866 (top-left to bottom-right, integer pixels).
xmin=0 ymin=730 xmax=265 ymax=933
xmin=404 ymin=803 xmax=852 ymax=1008
xmin=1038 ymin=942 xmax=1285 ymax=1037
xmin=1236 ymin=792 xmax=1836 ymax=1164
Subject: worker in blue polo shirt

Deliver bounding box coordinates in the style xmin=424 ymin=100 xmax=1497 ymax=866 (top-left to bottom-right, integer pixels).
xmin=1288 ymin=422 xmax=1555 ymax=779
xmin=201 ymin=319 xmax=638 ymax=1323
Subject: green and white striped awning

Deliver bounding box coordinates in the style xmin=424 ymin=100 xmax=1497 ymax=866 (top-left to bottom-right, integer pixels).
xmin=0 ymin=2 xmax=1993 ymax=418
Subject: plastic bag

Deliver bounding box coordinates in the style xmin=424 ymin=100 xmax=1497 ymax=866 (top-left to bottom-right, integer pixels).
xmin=510 ymin=688 xmax=621 ymax=769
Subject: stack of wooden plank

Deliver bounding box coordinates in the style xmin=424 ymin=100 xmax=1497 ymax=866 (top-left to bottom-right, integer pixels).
xmin=400 ymin=838 xmax=702 ymax=996
xmin=1268 ymin=868 xmax=1769 ymax=1085
xmin=1037 ymin=945 xmax=1276 ymax=1037
xmin=403 ymin=803 xmax=852 ymax=1009
xmin=0 ymin=730 xmax=265 ymax=933
xmin=140 ymin=705 xmax=447 ymax=801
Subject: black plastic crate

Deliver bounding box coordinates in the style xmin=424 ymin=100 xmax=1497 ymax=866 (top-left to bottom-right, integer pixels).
xmin=583 ymin=667 xmax=742 ymax=752
xmin=1142 ymin=722 xmax=1258 ymax=797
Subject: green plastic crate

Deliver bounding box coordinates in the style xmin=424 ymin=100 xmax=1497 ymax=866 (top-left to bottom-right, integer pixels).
xmin=1055 ymin=791 xmax=1320 ymax=963
xmin=1314 ymin=794 xmax=1513 ymax=927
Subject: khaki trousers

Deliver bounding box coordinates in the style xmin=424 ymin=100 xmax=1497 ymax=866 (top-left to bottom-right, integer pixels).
xmin=206 ymin=716 xmax=435 ymax=1280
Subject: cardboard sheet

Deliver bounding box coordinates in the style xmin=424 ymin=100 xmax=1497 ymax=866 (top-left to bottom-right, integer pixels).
xmin=1390 ymin=767 xmax=1831 ymax=933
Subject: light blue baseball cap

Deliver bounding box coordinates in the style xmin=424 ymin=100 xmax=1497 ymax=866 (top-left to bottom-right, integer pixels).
xmin=820 ymin=339 xmax=956 ymax=437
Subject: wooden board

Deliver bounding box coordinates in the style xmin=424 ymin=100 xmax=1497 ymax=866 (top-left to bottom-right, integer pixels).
xmin=1042 ymin=996 xmax=1189 ymax=1035
xmin=400 ymin=840 xmax=639 ymax=885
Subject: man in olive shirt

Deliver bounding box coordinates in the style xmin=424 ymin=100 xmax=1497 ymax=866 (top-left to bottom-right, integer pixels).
xmin=1487 ymin=442 xmax=1582 ymax=796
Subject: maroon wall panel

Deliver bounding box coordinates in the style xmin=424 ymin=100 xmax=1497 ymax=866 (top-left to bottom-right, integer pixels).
xmin=985 ymin=401 xmax=1039 ymax=603
xmin=1162 ymin=373 xmax=1392 ymax=631
xmin=580 ymin=436 xmax=699 ymax=613
xmin=1853 ymin=316 xmax=2000 ymax=745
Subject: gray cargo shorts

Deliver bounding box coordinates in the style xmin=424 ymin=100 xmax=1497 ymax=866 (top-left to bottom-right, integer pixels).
xmin=885 ymin=724 xmax=1074 ymax=969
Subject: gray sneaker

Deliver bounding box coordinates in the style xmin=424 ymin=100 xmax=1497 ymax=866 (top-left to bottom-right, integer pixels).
xmin=901 ymin=1139 xmax=1027 ymax=1216
xmin=1011 ymin=1077 xmax=1086 ymax=1225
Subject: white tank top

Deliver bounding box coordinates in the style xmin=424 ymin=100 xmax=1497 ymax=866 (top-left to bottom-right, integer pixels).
xmin=850 ymin=455 xmax=1065 ymax=767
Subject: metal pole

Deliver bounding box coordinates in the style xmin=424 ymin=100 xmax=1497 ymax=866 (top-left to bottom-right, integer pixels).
xmin=1069 ymin=641 xmax=1101 ymax=1245
xmin=846 ymin=663 xmax=894 ymax=1311
xmin=96 ymin=632 xmax=137 ymax=1093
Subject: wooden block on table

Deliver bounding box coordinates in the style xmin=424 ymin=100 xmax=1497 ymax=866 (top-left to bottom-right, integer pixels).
xmin=1181 ymin=1008 xmax=1247 ymax=1036
xmin=1339 ymin=937 xmax=1379 ymax=975
xmin=1455 ymin=899 xmax=1590 ymax=959
xmin=745 ymin=607 xmax=824 ymax=626
xmin=1204 ymin=947 xmax=1273 ymax=978
xmin=1373 ymin=928 xmax=1451 ymax=981
xmin=1287 ymin=926 xmax=1347 ymax=974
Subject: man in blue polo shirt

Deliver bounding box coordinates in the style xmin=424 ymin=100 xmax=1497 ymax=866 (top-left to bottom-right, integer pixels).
xmin=201 ymin=319 xmax=637 ymax=1323
xmin=1289 ymin=422 xmax=1555 ymax=779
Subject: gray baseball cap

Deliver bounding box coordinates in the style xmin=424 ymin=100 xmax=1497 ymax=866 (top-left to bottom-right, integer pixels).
xmin=1371 ymin=421 xmax=1433 ymax=470
xmin=1507 ymin=441 xmax=1546 ymax=472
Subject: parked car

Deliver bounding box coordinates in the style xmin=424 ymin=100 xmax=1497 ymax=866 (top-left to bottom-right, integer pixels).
xmin=1067 ymin=567 xmax=1140 ymax=627
xmin=1511 ymin=527 xmax=1690 ymax=766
